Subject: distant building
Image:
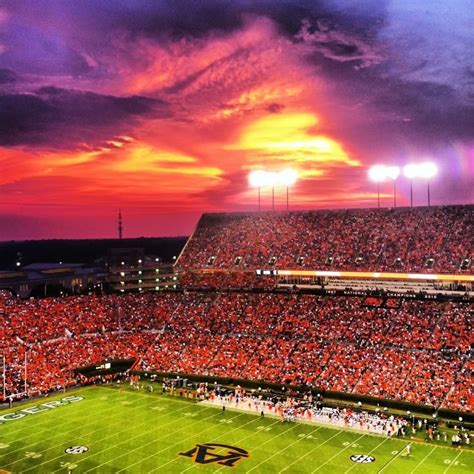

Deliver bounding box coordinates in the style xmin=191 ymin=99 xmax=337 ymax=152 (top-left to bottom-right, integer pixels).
xmin=0 ymin=263 xmax=105 ymax=298
xmin=106 ymin=248 xmax=178 ymax=293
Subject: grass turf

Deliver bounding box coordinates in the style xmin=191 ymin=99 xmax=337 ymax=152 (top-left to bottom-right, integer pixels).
xmin=0 ymin=385 xmax=472 ymax=473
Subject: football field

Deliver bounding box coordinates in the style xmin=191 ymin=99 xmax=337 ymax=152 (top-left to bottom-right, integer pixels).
xmin=0 ymin=385 xmax=472 ymax=473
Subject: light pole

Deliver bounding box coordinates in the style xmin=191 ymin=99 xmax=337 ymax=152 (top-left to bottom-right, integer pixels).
xmin=278 ymin=169 xmax=298 ymax=212
xmin=421 ymin=162 xmax=438 ymax=207
xmin=248 ymin=170 xmax=267 ymax=212
xmin=249 ymin=169 xmax=298 ymax=212
xmin=368 ymin=165 xmax=385 ymax=209
xmin=404 ymin=162 xmax=438 ymax=208
xmin=368 ymin=165 xmax=399 ymax=209
xmin=403 ymin=164 xmax=418 ymax=208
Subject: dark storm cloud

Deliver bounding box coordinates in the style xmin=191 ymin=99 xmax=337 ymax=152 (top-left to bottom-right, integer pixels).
xmin=0 ymin=86 xmax=167 ymax=149
xmin=0 ymin=68 xmax=17 ymax=84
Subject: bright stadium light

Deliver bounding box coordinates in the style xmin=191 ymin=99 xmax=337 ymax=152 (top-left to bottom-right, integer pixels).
xmin=249 ymin=170 xmax=266 ymax=212
xmin=248 ymin=170 xmax=267 ymax=188
xmin=419 ymin=162 xmax=438 ymax=179
xmin=278 ymin=169 xmax=298 ymax=211
xmin=368 ymin=165 xmax=400 ymax=208
xmin=403 ymin=164 xmax=419 ymax=180
xmin=403 ymin=162 xmax=438 ymax=207
xmin=368 ymin=165 xmax=387 ymax=183
xmin=386 ymin=166 xmax=400 ymax=181
xmin=248 ymin=168 xmax=298 ymax=212
xmin=278 ymin=168 xmax=298 ymax=187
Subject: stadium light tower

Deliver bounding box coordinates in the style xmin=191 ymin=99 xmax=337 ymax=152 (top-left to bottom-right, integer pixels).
xmin=248 ymin=170 xmax=266 ymax=212
xmin=403 ymin=164 xmax=418 ymax=208
xmin=278 ymin=168 xmax=298 ymax=211
xmin=403 ymin=162 xmax=438 ymax=208
xmin=386 ymin=166 xmax=400 ymax=208
xmin=368 ymin=165 xmax=400 ymax=208
xmin=368 ymin=165 xmax=386 ymax=209
xmin=420 ymin=162 xmax=438 ymax=207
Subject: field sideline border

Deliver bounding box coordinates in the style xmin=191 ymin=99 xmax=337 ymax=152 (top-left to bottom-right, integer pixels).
xmin=197 ymin=398 xmax=473 ymax=453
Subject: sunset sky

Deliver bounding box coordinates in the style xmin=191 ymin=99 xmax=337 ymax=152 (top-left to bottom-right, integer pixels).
xmin=0 ymin=0 xmax=473 ymax=240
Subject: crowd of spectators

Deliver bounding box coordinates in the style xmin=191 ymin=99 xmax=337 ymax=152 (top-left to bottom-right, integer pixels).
xmin=178 ymin=206 xmax=473 ymax=273
xmin=1 ymin=290 xmax=471 ymax=413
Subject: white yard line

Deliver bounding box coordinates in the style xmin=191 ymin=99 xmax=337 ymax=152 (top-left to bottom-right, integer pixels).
xmin=410 ymin=446 xmax=437 ymax=474
xmin=311 ymin=434 xmax=367 ymax=473
xmin=246 ymin=426 xmax=322 ymax=473
xmin=377 ymin=446 xmax=405 ymax=473
xmin=279 ymin=430 xmax=344 ymax=473
xmin=443 ymin=450 xmax=463 ymax=474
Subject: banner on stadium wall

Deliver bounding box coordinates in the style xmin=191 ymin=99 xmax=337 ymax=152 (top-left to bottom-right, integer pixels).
xmin=275 ymin=270 xmax=474 ymax=282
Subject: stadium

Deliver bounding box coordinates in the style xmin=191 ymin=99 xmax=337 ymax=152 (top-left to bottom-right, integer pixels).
xmin=1 ymin=1 xmax=473 ymax=473
xmin=1 ymin=205 xmax=473 ymax=472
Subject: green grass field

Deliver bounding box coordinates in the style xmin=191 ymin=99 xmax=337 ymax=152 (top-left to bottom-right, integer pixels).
xmin=0 ymin=385 xmax=472 ymax=473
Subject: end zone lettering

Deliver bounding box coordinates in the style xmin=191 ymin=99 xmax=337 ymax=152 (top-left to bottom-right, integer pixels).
xmin=0 ymin=395 xmax=84 ymax=424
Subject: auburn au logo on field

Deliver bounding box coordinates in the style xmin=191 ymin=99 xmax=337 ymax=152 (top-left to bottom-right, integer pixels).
xmin=179 ymin=443 xmax=249 ymax=467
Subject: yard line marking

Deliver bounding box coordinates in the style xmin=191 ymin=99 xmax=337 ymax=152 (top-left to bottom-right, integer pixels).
xmin=22 ymin=396 xmax=205 ymax=473
xmin=410 ymin=446 xmax=437 ymax=474
xmin=377 ymin=444 xmax=406 ymax=473
xmin=246 ymin=425 xmax=323 ymax=473
xmin=212 ymin=420 xmax=294 ymax=473
xmin=443 ymin=450 xmax=463 ymax=474
xmin=344 ymin=436 xmax=389 ymax=473
xmin=311 ymin=433 xmax=366 ymax=473
xmin=279 ymin=429 xmax=343 ymax=473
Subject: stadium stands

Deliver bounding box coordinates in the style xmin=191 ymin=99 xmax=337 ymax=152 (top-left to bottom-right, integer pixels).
xmin=1 ymin=206 xmax=472 ymax=414
xmin=1 ymin=291 xmax=472 ymax=413
xmin=178 ymin=206 xmax=473 ymax=273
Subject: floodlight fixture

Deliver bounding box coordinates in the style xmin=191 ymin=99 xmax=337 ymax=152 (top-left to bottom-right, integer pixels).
xmin=278 ymin=168 xmax=298 ymax=187
xmin=248 ymin=170 xmax=267 ymax=188
xmin=386 ymin=166 xmax=400 ymax=181
xmin=249 ymin=168 xmax=298 ymax=212
xmin=278 ymin=169 xmax=298 ymax=211
xmin=418 ymin=162 xmax=438 ymax=179
xmin=403 ymin=162 xmax=438 ymax=207
xmin=368 ymin=164 xmax=400 ymax=208
xmin=403 ymin=164 xmax=419 ymax=180
xmin=368 ymin=165 xmax=387 ymax=183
